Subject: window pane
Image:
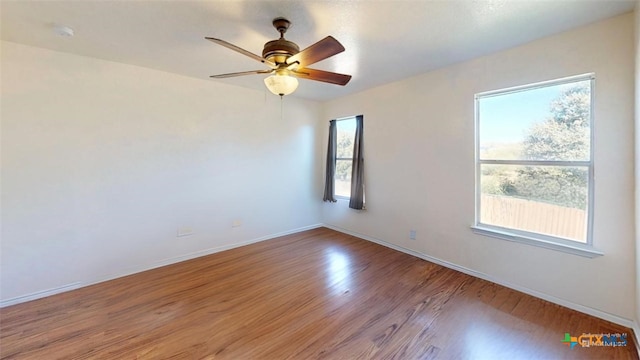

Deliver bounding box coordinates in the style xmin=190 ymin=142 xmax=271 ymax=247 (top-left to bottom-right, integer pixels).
xmin=336 ymin=118 xmax=356 ymax=158
xmin=335 ymin=160 xmax=352 ymax=198
xmin=479 ymin=164 xmax=588 ymax=242
xmin=478 ymin=80 xmax=591 ymax=161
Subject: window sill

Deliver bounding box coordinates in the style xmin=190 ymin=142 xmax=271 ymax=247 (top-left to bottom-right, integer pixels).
xmin=470 ymin=226 xmax=603 ymax=258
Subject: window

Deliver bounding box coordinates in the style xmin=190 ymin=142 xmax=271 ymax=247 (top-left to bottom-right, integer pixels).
xmin=323 ymin=115 xmax=364 ymax=209
xmin=473 ymin=74 xmax=600 ymax=257
xmin=335 ymin=117 xmax=356 ymax=198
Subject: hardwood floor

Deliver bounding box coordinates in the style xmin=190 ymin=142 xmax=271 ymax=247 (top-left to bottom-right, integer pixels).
xmin=1 ymin=227 xmax=637 ymax=359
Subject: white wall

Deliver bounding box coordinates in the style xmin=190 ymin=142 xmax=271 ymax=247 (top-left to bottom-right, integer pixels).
xmin=322 ymin=13 xmax=636 ymax=321
xmin=0 ymin=41 xmax=322 ymax=304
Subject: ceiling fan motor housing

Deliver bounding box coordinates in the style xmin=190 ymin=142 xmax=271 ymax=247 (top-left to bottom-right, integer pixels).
xmin=262 ymin=39 xmax=299 ymax=64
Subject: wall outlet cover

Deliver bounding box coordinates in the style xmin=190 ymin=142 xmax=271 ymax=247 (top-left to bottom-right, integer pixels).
xmin=177 ymin=226 xmax=194 ymax=237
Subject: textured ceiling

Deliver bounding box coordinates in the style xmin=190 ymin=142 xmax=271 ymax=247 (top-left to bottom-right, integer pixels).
xmin=1 ymin=1 xmax=635 ymax=101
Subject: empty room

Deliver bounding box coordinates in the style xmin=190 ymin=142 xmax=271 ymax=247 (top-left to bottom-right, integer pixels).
xmin=1 ymin=0 xmax=640 ymax=359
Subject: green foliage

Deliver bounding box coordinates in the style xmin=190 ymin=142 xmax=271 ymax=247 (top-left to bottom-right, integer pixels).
xmin=481 ymin=165 xmax=514 ymax=195
xmin=336 ymin=132 xmax=353 ymax=181
xmin=522 ymin=83 xmax=590 ymax=161
xmin=337 ymin=132 xmax=354 ymax=158
xmin=487 ymin=83 xmax=590 ymax=210
xmin=503 ymin=167 xmax=588 ymax=209
xmin=336 ymin=160 xmax=351 ymax=181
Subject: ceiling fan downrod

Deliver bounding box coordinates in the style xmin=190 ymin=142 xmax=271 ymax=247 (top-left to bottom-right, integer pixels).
xmin=272 ymin=17 xmax=291 ymax=38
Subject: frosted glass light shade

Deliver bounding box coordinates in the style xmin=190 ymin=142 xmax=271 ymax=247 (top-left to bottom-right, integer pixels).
xmin=264 ymin=75 xmax=298 ymax=96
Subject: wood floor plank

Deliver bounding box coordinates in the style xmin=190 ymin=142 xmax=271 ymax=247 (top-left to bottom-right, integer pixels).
xmin=0 ymin=227 xmax=637 ymax=359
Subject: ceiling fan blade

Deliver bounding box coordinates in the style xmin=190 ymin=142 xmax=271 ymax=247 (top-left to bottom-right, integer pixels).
xmin=286 ymin=36 xmax=345 ymax=68
xmin=210 ymin=70 xmax=273 ymax=79
xmin=292 ymin=68 xmax=352 ymax=86
xmin=205 ymin=37 xmax=276 ymax=69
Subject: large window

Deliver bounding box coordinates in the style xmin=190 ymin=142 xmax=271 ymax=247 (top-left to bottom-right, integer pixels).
xmin=335 ymin=117 xmax=356 ymax=198
xmin=474 ymin=74 xmax=598 ymax=256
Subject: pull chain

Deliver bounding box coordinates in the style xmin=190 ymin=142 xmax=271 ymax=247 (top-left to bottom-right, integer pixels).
xmin=280 ymin=95 xmax=283 ymax=121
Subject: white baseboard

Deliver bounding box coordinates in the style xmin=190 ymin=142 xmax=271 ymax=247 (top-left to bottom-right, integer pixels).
xmin=322 ymin=224 xmax=636 ymax=330
xmin=0 ymin=224 xmax=323 ymax=308
xmin=632 ymin=321 xmax=640 ymax=357
xmin=0 ymin=282 xmax=83 ymax=308
xmin=3 ymin=221 xmax=636 ymax=335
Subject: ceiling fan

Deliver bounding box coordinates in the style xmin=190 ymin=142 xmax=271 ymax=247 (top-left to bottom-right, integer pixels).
xmin=206 ymin=17 xmax=352 ymax=97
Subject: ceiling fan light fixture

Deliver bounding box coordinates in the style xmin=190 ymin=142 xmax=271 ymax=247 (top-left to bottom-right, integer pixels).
xmin=264 ymin=74 xmax=298 ymax=96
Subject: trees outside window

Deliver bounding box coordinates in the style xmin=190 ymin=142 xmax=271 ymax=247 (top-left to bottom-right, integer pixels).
xmin=476 ymin=75 xmax=593 ymax=245
xmin=335 ymin=118 xmax=356 ymax=198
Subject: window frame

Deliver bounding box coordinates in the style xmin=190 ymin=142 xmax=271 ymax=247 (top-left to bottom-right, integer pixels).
xmin=472 ymin=73 xmax=602 ymax=258
xmin=334 ymin=116 xmax=357 ymax=200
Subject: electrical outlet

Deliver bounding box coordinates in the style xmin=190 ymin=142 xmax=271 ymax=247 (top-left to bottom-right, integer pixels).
xmin=232 ymin=219 xmax=243 ymax=228
xmin=409 ymin=230 xmax=417 ymax=240
xmin=177 ymin=226 xmax=194 ymax=237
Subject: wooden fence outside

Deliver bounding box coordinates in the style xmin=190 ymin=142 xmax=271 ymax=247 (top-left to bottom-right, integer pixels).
xmin=480 ymin=194 xmax=587 ymax=242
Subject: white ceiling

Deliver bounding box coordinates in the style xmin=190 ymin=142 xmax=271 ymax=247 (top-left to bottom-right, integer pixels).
xmin=1 ymin=1 xmax=635 ymax=101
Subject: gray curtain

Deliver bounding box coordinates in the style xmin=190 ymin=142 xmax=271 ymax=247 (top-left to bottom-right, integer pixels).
xmin=349 ymin=115 xmax=365 ymax=209
xmin=323 ymin=120 xmax=337 ymax=202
